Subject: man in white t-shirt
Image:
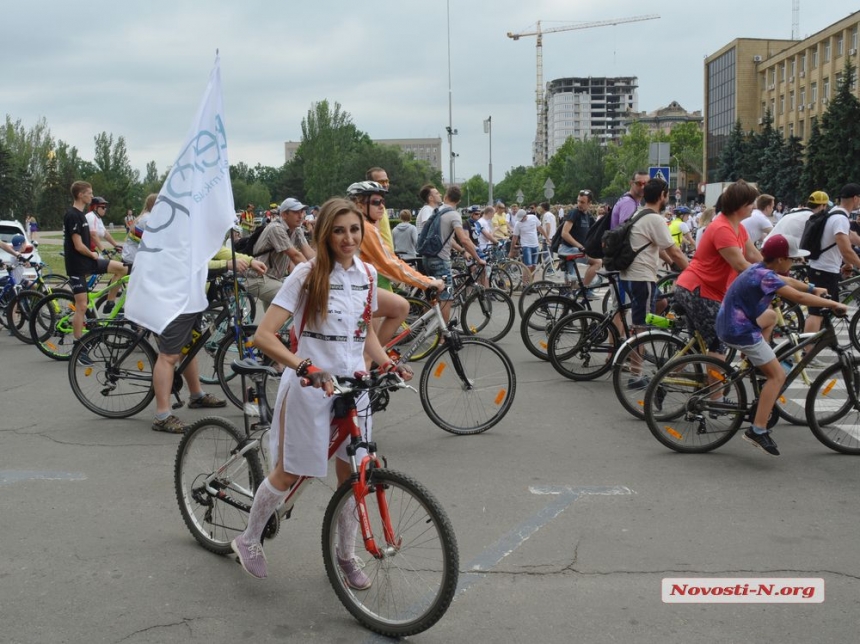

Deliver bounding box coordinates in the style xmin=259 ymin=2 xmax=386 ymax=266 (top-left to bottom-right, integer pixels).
xmin=415 ymin=184 xmax=442 ymax=234
xmin=538 ymin=201 xmax=556 ymax=242
xmin=510 ymin=208 xmax=546 ymax=272
xmin=85 ymin=197 xmax=122 ymax=253
xmin=764 ymin=191 xmax=830 ymax=243
xmin=741 ymin=194 xmax=775 ymax=244
xmin=805 ymin=184 xmax=860 ymax=336
xmin=475 ymin=206 xmax=496 ymax=256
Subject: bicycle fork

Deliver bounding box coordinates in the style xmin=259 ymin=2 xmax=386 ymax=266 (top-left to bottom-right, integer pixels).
xmin=352 ymin=454 xmax=401 ymax=559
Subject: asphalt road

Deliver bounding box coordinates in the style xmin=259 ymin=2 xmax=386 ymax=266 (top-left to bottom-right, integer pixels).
xmin=1 ymin=311 xmax=859 ymax=644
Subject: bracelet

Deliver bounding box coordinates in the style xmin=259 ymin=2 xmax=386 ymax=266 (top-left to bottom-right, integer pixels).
xmin=295 ymin=358 xmax=313 ymax=377
xmin=807 ymin=283 xmax=815 ymax=293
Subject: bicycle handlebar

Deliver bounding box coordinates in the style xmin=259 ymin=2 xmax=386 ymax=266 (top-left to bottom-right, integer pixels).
xmin=300 ymin=370 xmax=409 ymax=396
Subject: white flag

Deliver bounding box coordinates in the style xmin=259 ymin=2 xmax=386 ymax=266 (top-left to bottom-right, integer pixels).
xmin=125 ymin=55 xmax=235 ymax=334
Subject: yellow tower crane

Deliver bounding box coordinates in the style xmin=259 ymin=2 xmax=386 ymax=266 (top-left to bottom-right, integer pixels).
xmin=508 ymin=14 xmax=660 ymax=166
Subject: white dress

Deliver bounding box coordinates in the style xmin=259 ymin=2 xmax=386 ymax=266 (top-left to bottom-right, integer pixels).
xmin=268 ymin=258 xmax=378 ymax=477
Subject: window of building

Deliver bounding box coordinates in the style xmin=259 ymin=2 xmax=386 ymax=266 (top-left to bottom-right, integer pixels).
xmin=770 ymin=68 xmax=776 ymax=85
xmin=799 ymin=119 xmax=805 ymax=139
xmin=800 ymin=53 xmax=807 ymax=72
xmin=824 ymin=39 xmax=831 ymax=63
xmin=789 ymin=90 xmax=795 ymax=110
xmin=779 ymin=94 xmax=785 ymax=114
xmin=789 ymin=123 xmax=794 ymax=137
xmin=800 ymin=87 xmax=806 ymax=105
xmin=837 ymin=34 xmax=843 ymax=57
xmin=780 ymin=63 xmax=786 ymax=81
xmin=789 ymin=58 xmax=796 ymax=78
xmin=812 ymin=46 xmax=818 ymax=68
xmin=823 ymin=77 xmax=830 ymax=99
xmin=761 ymin=101 xmax=767 ymax=117
xmin=811 ymin=82 xmax=818 ymax=102
xmin=853 ymin=27 xmax=858 ymax=51
xmin=770 ymin=98 xmax=776 ymax=114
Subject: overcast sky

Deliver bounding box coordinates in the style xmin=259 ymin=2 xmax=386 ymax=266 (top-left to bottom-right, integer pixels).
xmin=1 ymin=1 xmax=849 ymax=186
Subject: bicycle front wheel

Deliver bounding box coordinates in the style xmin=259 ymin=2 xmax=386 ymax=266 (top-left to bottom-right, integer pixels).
xmin=29 ymin=291 xmax=78 ymax=360
xmin=806 ymin=359 xmax=860 ymax=454
xmin=420 ymin=336 xmax=516 ymax=434
xmin=643 ymin=355 xmax=746 ymax=453
xmin=396 ymin=296 xmax=441 ymax=361
xmin=5 ymin=288 xmax=44 ymax=344
xmin=175 ymin=417 xmax=265 ymax=555
xmin=517 ymin=279 xmax=564 ymax=318
xmin=547 ymin=310 xmax=619 ymax=381
xmin=69 ymin=326 xmax=157 ymax=418
xmin=322 ymin=468 xmax=459 ymax=638
xmin=612 ymin=332 xmax=688 ymax=420
xmin=520 ymin=296 xmax=581 ymax=360
xmin=461 ymin=287 xmax=514 ymax=342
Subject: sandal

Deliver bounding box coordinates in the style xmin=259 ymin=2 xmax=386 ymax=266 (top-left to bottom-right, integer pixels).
xmin=151 ymin=415 xmax=188 ymax=434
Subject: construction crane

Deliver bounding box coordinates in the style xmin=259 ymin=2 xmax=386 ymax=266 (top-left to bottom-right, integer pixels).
xmin=508 ymin=14 xmax=660 ymax=166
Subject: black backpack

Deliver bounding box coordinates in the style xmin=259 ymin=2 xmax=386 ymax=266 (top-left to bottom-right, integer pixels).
xmin=582 ymin=214 xmax=614 ymax=258
xmin=416 ymin=206 xmax=455 ymax=257
xmin=800 ymin=208 xmax=841 ymax=260
xmin=550 ymin=210 xmax=588 ymax=254
xmin=234 ymin=220 xmax=268 ymax=255
xmin=601 ymin=208 xmax=654 ymax=272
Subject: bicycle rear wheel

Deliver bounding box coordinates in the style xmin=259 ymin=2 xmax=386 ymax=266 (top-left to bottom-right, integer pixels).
xmin=175 ymin=417 xmax=265 ymax=555
xmin=419 ymin=336 xmax=516 ymax=434
xmin=461 ymin=287 xmax=514 ymax=342
xmin=29 ymin=291 xmax=79 ymax=360
xmin=643 ymin=355 xmax=745 ymax=453
xmin=520 ymin=296 xmax=581 ymax=360
xmin=68 ymin=326 xmax=157 ymax=418
xmin=806 ymin=359 xmax=860 ymax=454
xmin=612 ymin=332 xmax=688 ymax=420
xmin=322 ymin=468 xmax=459 ymax=638
xmin=214 ymin=325 xmax=280 ymax=409
xmin=5 ymin=289 xmax=44 ymax=344
xmin=518 ymin=279 xmax=564 ymax=318
xmin=393 ymin=296 xmax=440 ymax=361
xmin=547 ymin=311 xmax=619 ymax=381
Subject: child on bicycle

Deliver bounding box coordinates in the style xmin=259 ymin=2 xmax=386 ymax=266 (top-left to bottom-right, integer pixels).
xmin=232 ymin=198 xmax=412 ymax=581
xmin=716 ymin=234 xmax=847 ymax=456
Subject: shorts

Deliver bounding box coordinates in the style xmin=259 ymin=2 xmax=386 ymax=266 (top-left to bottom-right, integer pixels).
xmin=67 ymin=258 xmax=110 ymax=295
xmin=422 ymin=256 xmax=453 ymax=301
xmin=156 ymin=312 xmax=200 ymax=355
xmin=621 ymin=280 xmax=660 ymax=326
xmin=521 ymin=246 xmax=539 ymax=267
xmin=807 ymin=268 xmax=840 ymax=316
xmin=673 ymin=285 xmax=724 ymax=353
xmin=724 ymin=338 xmax=776 ymax=367
xmin=244 ymin=272 xmax=284 ymax=309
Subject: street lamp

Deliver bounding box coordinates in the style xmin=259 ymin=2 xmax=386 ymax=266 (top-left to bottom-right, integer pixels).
xmin=484 ymin=116 xmax=493 ymax=204
xmin=446 ymin=0 xmax=457 ymax=185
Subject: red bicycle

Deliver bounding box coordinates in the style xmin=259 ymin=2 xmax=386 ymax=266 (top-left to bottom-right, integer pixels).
xmin=174 ymin=359 xmax=459 ymax=637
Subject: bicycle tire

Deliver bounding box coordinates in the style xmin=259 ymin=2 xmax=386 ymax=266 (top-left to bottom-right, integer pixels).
xmin=849 ymin=308 xmax=860 ymax=353
xmin=520 ymin=296 xmax=581 ymax=360
xmin=68 ymin=326 xmax=157 ymax=418
xmin=5 ymin=288 xmax=44 ymax=344
xmin=321 ymin=468 xmax=458 ymax=637
xmin=540 ymin=259 xmax=566 ymax=283
xmin=393 ymin=297 xmax=441 ymax=361
xmin=419 ymin=336 xmax=516 ymax=434
xmin=500 ymin=259 xmax=531 ymax=291
xmin=213 ymin=325 xmax=280 ymax=409
xmin=175 ymin=417 xmax=265 ymax=555
xmin=643 ymin=354 xmax=746 ymax=453
xmin=547 ymin=310 xmax=619 ymax=381
xmin=517 ymin=279 xmax=564 ymax=318
xmin=805 ymin=359 xmax=860 ymax=454
xmin=29 ymin=291 xmax=78 ymax=360
xmin=611 ymin=332 xmax=689 ymax=420
xmin=460 ymin=287 xmax=515 ymax=342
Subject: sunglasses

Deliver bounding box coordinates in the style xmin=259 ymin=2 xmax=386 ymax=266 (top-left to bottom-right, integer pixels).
xmin=377 ymin=179 xmax=390 ymax=186
xmin=579 ymin=190 xmax=592 ymax=197
xmin=97 ymin=206 xmax=107 ymax=210
xmin=633 ymin=181 xmax=647 ymax=187
xmin=369 ymin=198 xmax=386 ymax=207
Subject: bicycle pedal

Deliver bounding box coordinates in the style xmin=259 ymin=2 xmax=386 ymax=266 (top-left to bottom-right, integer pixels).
xmin=171 ymin=401 xmax=184 ymax=410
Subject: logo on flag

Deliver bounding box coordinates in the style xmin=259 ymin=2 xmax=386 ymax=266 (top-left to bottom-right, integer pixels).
xmin=125 ymin=55 xmax=235 ymax=334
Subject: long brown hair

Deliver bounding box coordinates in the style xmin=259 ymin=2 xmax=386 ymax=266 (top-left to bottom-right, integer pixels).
xmin=300 ymin=198 xmax=364 ymax=327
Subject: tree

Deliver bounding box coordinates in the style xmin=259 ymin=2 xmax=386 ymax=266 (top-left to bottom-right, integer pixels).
xmin=815 ymin=59 xmax=860 ymax=195
xmin=801 ymin=118 xmax=827 ymax=197
xmin=603 ymin=122 xmax=650 ymax=200
xmin=460 ymin=175 xmax=489 ymax=206
xmin=717 ymin=120 xmax=748 ymax=182
xmin=773 ymin=136 xmax=805 ymax=207
xmin=88 ymin=132 xmax=140 ymax=223
xmin=756 ymin=111 xmax=784 ymax=196
xmin=0 ymin=140 xmax=17 ymax=218
xmin=545 ymin=136 xmax=608 ymax=203
xmin=1 ymin=115 xmax=55 ymax=217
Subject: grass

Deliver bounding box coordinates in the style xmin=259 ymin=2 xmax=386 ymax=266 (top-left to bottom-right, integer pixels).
xmin=35 ymin=231 xmax=128 ymax=278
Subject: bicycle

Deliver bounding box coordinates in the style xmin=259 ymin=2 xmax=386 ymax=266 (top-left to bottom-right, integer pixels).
xmin=641 ymin=309 xmax=852 ymax=454
xmin=386 ymin=287 xmax=517 ymax=434
xmin=174 ymin=360 xmax=459 ymax=637
xmin=4 ymin=259 xmax=82 ymax=344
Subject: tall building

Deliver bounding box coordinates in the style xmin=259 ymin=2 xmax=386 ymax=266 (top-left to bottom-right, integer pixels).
xmin=283 ymin=137 xmax=443 ymax=173
xmin=703 ymin=11 xmax=860 ymax=182
xmin=623 ymin=101 xmax=703 ymax=136
xmin=543 ymin=76 xmax=638 ymax=160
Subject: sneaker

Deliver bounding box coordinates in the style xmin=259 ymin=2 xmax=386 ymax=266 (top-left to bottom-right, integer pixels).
xmin=742 ymin=427 xmax=780 ymax=456
xmin=187 ymin=393 xmax=227 ymax=409
xmin=102 ymin=300 xmax=115 ymax=315
xmin=337 ymin=554 xmax=371 ymax=590
xmin=76 ymin=349 xmax=93 ymax=366
xmin=231 ymin=536 xmax=268 ymax=579
xmin=626 ymin=376 xmax=650 ymax=390
xmin=585 ymin=289 xmax=598 ymax=300
xmin=654 ymin=385 xmax=666 ymax=412
xmin=151 ymin=415 xmax=189 ymax=434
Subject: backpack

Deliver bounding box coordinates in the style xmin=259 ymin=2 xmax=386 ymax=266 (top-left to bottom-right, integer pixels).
xmin=550 ymin=210 xmax=585 ymax=253
xmin=582 ymin=214 xmax=614 ymax=258
xmin=416 ymin=206 xmax=455 ymax=257
xmin=800 ymin=208 xmax=841 ymax=260
xmin=601 ymin=208 xmax=655 ymax=272
xmin=234 ymin=220 xmax=268 ymax=255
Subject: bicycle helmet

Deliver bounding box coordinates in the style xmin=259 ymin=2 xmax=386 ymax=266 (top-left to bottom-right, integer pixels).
xmin=91 ymin=196 xmax=109 ymax=210
xmin=10 ymin=234 xmax=26 ymax=250
xmin=346 ymin=181 xmax=388 ymax=197
xmin=675 ymin=206 xmax=691 ymax=215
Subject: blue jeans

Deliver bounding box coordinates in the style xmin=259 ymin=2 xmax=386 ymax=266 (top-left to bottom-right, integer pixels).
xmin=521 ymin=246 xmax=539 ymax=267
xmin=422 ymin=256 xmax=453 ymax=300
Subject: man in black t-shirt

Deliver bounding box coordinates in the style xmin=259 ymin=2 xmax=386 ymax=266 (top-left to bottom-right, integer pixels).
xmin=64 ymin=181 xmax=127 ymax=358
xmin=558 ymin=189 xmax=601 ymax=296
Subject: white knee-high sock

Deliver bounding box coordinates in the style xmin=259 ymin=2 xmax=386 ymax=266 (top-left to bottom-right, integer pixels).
xmin=243 ymin=477 xmax=287 ymax=545
xmin=337 ymin=496 xmax=360 ymax=560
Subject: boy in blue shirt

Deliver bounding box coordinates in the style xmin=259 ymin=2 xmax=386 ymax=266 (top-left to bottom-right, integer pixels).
xmin=716 ymin=234 xmax=847 ymax=456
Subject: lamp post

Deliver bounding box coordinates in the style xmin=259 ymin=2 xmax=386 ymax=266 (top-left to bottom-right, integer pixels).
xmin=484 ymin=116 xmax=493 ymax=204
xmin=446 ymin=0 xmax=457 ymax=185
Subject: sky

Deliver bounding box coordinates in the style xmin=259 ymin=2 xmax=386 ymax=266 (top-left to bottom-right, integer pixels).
xmin=0 ymin=1 xmax=851 ymax=187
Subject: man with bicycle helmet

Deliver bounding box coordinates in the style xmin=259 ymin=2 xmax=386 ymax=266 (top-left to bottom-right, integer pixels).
xmin=347 ymin=181 xmax=444 ymax=344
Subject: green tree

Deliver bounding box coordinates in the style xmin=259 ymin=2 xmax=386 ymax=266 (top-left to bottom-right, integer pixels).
xmin=1 ymin=115 xmax=55 ymax=217
xmin=668 ymin=121 xmax=704 ymax=176
xmin=801 ymin=117 xmax=827 ymax=197
xmin=0 ymin=140 xmax=17 ymax=218
xmin=460 ymin=175 xmax=489 ymax=206
xmin=716 ymin=120 xmax=748 ymax=182
xmin=87 ymin=132 xmax=140 ymax=224
xmin=545 ymin=136 xmax=607 ymax=203
xmin=756 ymin=111 xmax=784 ymax=196
xmin=773 ymin=136 xmax=805 ymax=207
xmin=815 ymin=59 xmax=860 ymax=195
xmin=603 ymin=122 xmax=650 ymax=200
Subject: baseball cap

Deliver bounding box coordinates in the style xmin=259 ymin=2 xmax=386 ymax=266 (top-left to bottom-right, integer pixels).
xmin=808 ymin=191 xmax=830 ymax=206
xmin=278 ymin=197 xmax=306 ymax=213
xmin=839 ymin=183 xmax=860 ymax=200
xmin=514 ymin=209 xmax=526 ymax=222
xmin=761 ymin=234 xmax=809 ymax=261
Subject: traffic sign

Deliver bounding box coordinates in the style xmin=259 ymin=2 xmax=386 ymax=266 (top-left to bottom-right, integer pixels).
xmin=650 ymin=166 xmax=670 ymax=184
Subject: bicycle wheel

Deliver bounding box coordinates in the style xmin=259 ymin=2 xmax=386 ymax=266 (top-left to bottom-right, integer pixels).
xmin=488 ymin=266 xmax=515 ymax=296
xmin=214 ymin=325 xmax=280 ymax=409
xmin=419 ymin=336 xmax=516 ymax=434
xmin=806 ymin=359 xmax=860 ymax=454
xmin=5 ymin=289 xmax=44 ymax=344
xmin=322 ymin=468 xmax=458 ymax=638
xmin=68 ymin=326 xmax=157 ymax=418
xmin=540 ymin=258 xmax=566 ymax=283
xmin=643 ymin=355 xmax=746 ymax=453
xmin=461 ymin=288 xmax=514 ymax=342
xmin=175 ymin=417 xmax=265 ymax=554
xmin=547 ymin=310 xmax=619 ymax=381
xmin=849 ymin=308 xmax=860 ymax=353
xmin=29 ymin=291 xmax=79 ymax=360
xmin=612 ymin=332 xmax=689 ymax=420
xmin=500 ymin=259 xmax=530 ymax=291
xmin=520 ymin=296 xmax=581 ymax=360
xmin=773 ymin=302 xmax=805 ymax=342
xmin=393 ymin=297 xmax=441 ymax=361
xmin=197 ymin=306 xmax=231 ymax=385
xmin=517 ymin=279 xmax=564 ymax=318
